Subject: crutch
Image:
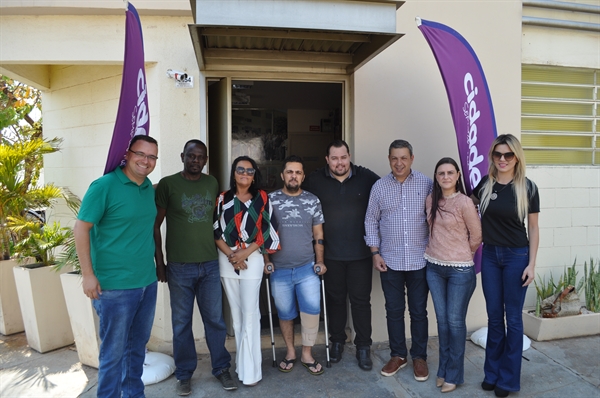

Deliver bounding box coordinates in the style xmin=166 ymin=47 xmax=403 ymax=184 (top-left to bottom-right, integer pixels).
xmin=265 ymin=265 xmax=277 ymax=367
xmin=315 ymin=265 xmax=331 ymax=368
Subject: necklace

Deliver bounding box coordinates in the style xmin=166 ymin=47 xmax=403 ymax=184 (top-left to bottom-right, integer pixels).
xmin=491 ymin=181 xmax=511 ymax=200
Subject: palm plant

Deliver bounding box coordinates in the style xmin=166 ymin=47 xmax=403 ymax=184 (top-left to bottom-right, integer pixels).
xmin=9 ymin=219 xmax=72 ymax=267
xmin=54 ymin=228 xmax=79 ymax=272
xmin=0 ymin=137 xmax=79 ymax=259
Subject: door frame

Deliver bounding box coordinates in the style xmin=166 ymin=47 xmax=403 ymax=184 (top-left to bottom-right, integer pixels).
xmin=201 ymin=72 xmax=353 ymax=181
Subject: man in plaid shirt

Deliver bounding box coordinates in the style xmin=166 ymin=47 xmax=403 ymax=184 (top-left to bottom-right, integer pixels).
xmin=364 ymin=139 xmax=433 ymax=382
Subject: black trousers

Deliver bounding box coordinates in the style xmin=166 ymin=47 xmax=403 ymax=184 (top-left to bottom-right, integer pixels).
xmin=324 ymin=258 xmax=373 ymax=347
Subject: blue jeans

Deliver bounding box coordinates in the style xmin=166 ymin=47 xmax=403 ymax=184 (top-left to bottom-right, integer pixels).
xmin=426 ymin=262 xmax=476 ymax=385
xmin=481 ymin=244 xmax=529 ymax=392
xmin=380 ymin=267 xmax=429 ymax=360
xmin=168 ymin=261 xmax=231 ymax=379
xmin=269 ymin=262 xmax=321 ymax=320
xmin=93 ymin=281 xmax=157 ymax=398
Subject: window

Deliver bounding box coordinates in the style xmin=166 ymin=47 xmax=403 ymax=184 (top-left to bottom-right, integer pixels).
xmin=521 ymin=65 xmax=598 ymax=165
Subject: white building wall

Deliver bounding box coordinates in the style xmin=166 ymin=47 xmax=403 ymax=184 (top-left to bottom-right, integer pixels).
xmin=521 ymin=1 xmax=600 ymax=307
xmin=353 ymin=0 xmax=523 ymax=341
xmin=524 ymin=166 xmax=600 ymax=306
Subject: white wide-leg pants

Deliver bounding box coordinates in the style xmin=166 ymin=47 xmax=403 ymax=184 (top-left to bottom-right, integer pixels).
xmin=219 ymin=249 xmax=263 ymax=385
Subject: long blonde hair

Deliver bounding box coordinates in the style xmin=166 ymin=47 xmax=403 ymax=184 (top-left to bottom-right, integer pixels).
xmin=479 ymin=134 xmax=536 ymax=220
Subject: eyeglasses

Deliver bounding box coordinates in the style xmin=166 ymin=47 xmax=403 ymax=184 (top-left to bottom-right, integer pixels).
xmin=492 ymin=151 xmax=515 ymax=161
xmin=129 ymin=150 xmax=158 ymax=161
xmin=235 ymin=166 xmax=256 ymax=176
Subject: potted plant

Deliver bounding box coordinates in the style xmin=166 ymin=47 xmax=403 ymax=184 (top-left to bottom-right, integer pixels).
xmin=11 ymin=218 xmax=77 ymax=353
xmin=0 ymin=137 xmax=77 ymax=335
xmin=523 ymin=259 xmax=600 ymax=341
xmin=55 ymin=231 xmax=101 ymax=368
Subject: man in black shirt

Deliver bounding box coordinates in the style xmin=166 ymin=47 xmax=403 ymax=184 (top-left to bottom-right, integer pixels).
xmin=303 ymin=140 xmax=379 ymax=370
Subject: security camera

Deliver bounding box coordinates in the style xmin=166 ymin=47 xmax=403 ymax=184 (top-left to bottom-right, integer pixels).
xmin=166 ymin=69 xmax=188 ymax=82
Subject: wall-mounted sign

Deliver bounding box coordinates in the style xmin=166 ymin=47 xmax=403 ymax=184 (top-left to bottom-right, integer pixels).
xmin=175 ymin=76 xmax=194 ymax=88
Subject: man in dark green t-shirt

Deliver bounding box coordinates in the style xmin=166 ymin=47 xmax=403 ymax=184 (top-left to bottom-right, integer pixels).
xmin=154 ymin=140 xmax=235 ymax=395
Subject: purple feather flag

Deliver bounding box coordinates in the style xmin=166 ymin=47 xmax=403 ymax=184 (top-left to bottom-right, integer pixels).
xmin=417 ymin=18 xmax=498 ymax=273
xmin=104 ymin=2 xmax=149 ymax=175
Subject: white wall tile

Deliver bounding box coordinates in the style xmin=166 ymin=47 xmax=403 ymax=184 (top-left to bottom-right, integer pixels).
xmin=555 ymin=188 xmax=589 ymax=208
xmin=538 ymin=187 xmax=555 ymax=208
xmin=571 ymin=167 xmax=600 ymax=188
xmin=587 ymin=227 xmax=599 ymax=247
xmin=526 ymin=167 xmax=572 ymax=189
xmin=538 ymin=208 xmax=571 ymax=228
xmin=535 ymin=246 xmax=572 ymax=268
xmin=572 ymin=208 xmax=600 ymax=227
xmin=554 ymin=227 xmax=588 ymax=247
xmin=538 ymin=227 xmax=554 ymax=248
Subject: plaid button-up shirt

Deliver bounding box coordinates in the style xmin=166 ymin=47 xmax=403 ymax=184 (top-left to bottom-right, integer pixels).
xmin=364 ymin=171 xmax=432 ymax=271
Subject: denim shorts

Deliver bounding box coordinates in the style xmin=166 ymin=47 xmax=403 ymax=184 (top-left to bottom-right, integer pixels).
xmin=269 ymin=262 xmax=321 ymax=320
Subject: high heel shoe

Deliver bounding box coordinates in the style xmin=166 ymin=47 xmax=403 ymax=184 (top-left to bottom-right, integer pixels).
xmin=436 ymin=377 xmax=444 ymax=388
xmin=441 ymin=382 xmax=456 ymax=393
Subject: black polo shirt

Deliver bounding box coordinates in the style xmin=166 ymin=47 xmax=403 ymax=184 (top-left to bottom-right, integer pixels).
xmin=303 ymin=163 xmax=379 ymax=261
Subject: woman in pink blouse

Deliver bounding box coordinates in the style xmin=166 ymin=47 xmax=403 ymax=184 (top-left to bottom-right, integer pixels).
xmin=424 ymin=157 xmax=482 ymax=394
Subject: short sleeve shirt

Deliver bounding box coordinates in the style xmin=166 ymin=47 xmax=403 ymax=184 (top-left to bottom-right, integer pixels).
xmin=269 ymin=190 xmax=324 ymax=269
xmin=155 ymin=172 xmax=219 ymax=263
xmin=473 ymin=176 xmax=540 ymax=247
xmin=77 ymin=167 xmax=157 ymax=290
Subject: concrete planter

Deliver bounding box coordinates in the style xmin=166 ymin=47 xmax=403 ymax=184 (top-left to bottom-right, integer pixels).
xmin=13 ymin=264 xmax=74 ymax=353
xmin=60 ymin=272 xmax=100 ymax=368
xmin=0 ymin=259 xmax=25 ymax=335
xmin=522 ymin=309 xmax=600 ymax=341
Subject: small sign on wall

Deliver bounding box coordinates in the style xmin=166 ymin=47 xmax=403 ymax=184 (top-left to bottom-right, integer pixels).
xmin=175 ymin=76 xmax=194 ymax=89
xmin=309 ymin=125 xmax=320 ymax=132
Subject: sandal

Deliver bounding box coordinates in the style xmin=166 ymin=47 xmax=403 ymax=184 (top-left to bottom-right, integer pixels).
xmin=302 ymin=360 xmax=324 ymax=376
xmin=278 ymin=358 xmax=296 ymax=373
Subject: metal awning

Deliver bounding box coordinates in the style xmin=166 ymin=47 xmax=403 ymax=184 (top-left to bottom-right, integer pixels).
xmin=189 ymin=0 xmax=404 ymax=74
xmin=189 ymin=25 xmax=402 ymax=73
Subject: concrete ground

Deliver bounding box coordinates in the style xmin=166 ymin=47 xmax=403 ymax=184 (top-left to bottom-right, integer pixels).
xmin=0 ymin=332 xmax=598 ymax=398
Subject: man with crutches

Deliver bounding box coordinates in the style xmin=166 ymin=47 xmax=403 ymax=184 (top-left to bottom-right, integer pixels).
xmin=264 ymin=155 xmax=327 ymax=375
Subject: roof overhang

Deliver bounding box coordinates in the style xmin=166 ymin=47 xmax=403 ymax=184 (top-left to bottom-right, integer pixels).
xmin=189 ymin=0 xmax=404 ymax=74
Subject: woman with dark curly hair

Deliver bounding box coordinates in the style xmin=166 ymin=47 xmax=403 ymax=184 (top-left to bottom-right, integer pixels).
xmin=214 ymin=156 xmax=280 ymax=386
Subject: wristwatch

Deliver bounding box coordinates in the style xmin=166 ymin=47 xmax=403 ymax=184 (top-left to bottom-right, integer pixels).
xmin=371 ymin=251 xmax=380 ymax=256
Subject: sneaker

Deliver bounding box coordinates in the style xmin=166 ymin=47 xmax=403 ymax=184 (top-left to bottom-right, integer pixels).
xmin=413 ymin=358 xmax=429 ymax=381
xmin=217 ymin=370 xmax=238 ymax=391
xmin=176 ymin=379 xmax=191 ymax=396
xmin=381 ymin=356 xmax=407 ymax=376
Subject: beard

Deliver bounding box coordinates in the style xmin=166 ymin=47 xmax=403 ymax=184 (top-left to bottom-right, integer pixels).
xmin=284 ymin=181 xmax=300 ymax=193
xmin=330 ymin=166 xmax=349 ymax=177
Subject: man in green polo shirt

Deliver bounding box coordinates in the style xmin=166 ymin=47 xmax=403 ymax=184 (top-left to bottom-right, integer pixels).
xmin=74 ymin=135 xmax=159 ymax=398
xmin=154 ymin=139 xmax=236 ymax=395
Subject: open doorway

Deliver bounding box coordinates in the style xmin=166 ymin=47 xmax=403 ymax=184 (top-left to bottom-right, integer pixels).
xmin=208 ymin=79 xmax=343 ymax=191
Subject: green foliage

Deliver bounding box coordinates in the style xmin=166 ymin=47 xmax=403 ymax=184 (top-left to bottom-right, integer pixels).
xmin=534 ymin=273 xmax=558 ymax=317
xmin=0 ymin=75 xmax=42 ymax=144
xmin=9 ymin=218 xmax=72 ymax=266
xmin=582 ymin=259 xmax=600 ymax=313
xmin=54 ymin=232 xmax=79 ymax=273
xmin=0 ymin=137 xmax=80 ymax=259
xmin=534 ymin=258 xmax=600 ymax=316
